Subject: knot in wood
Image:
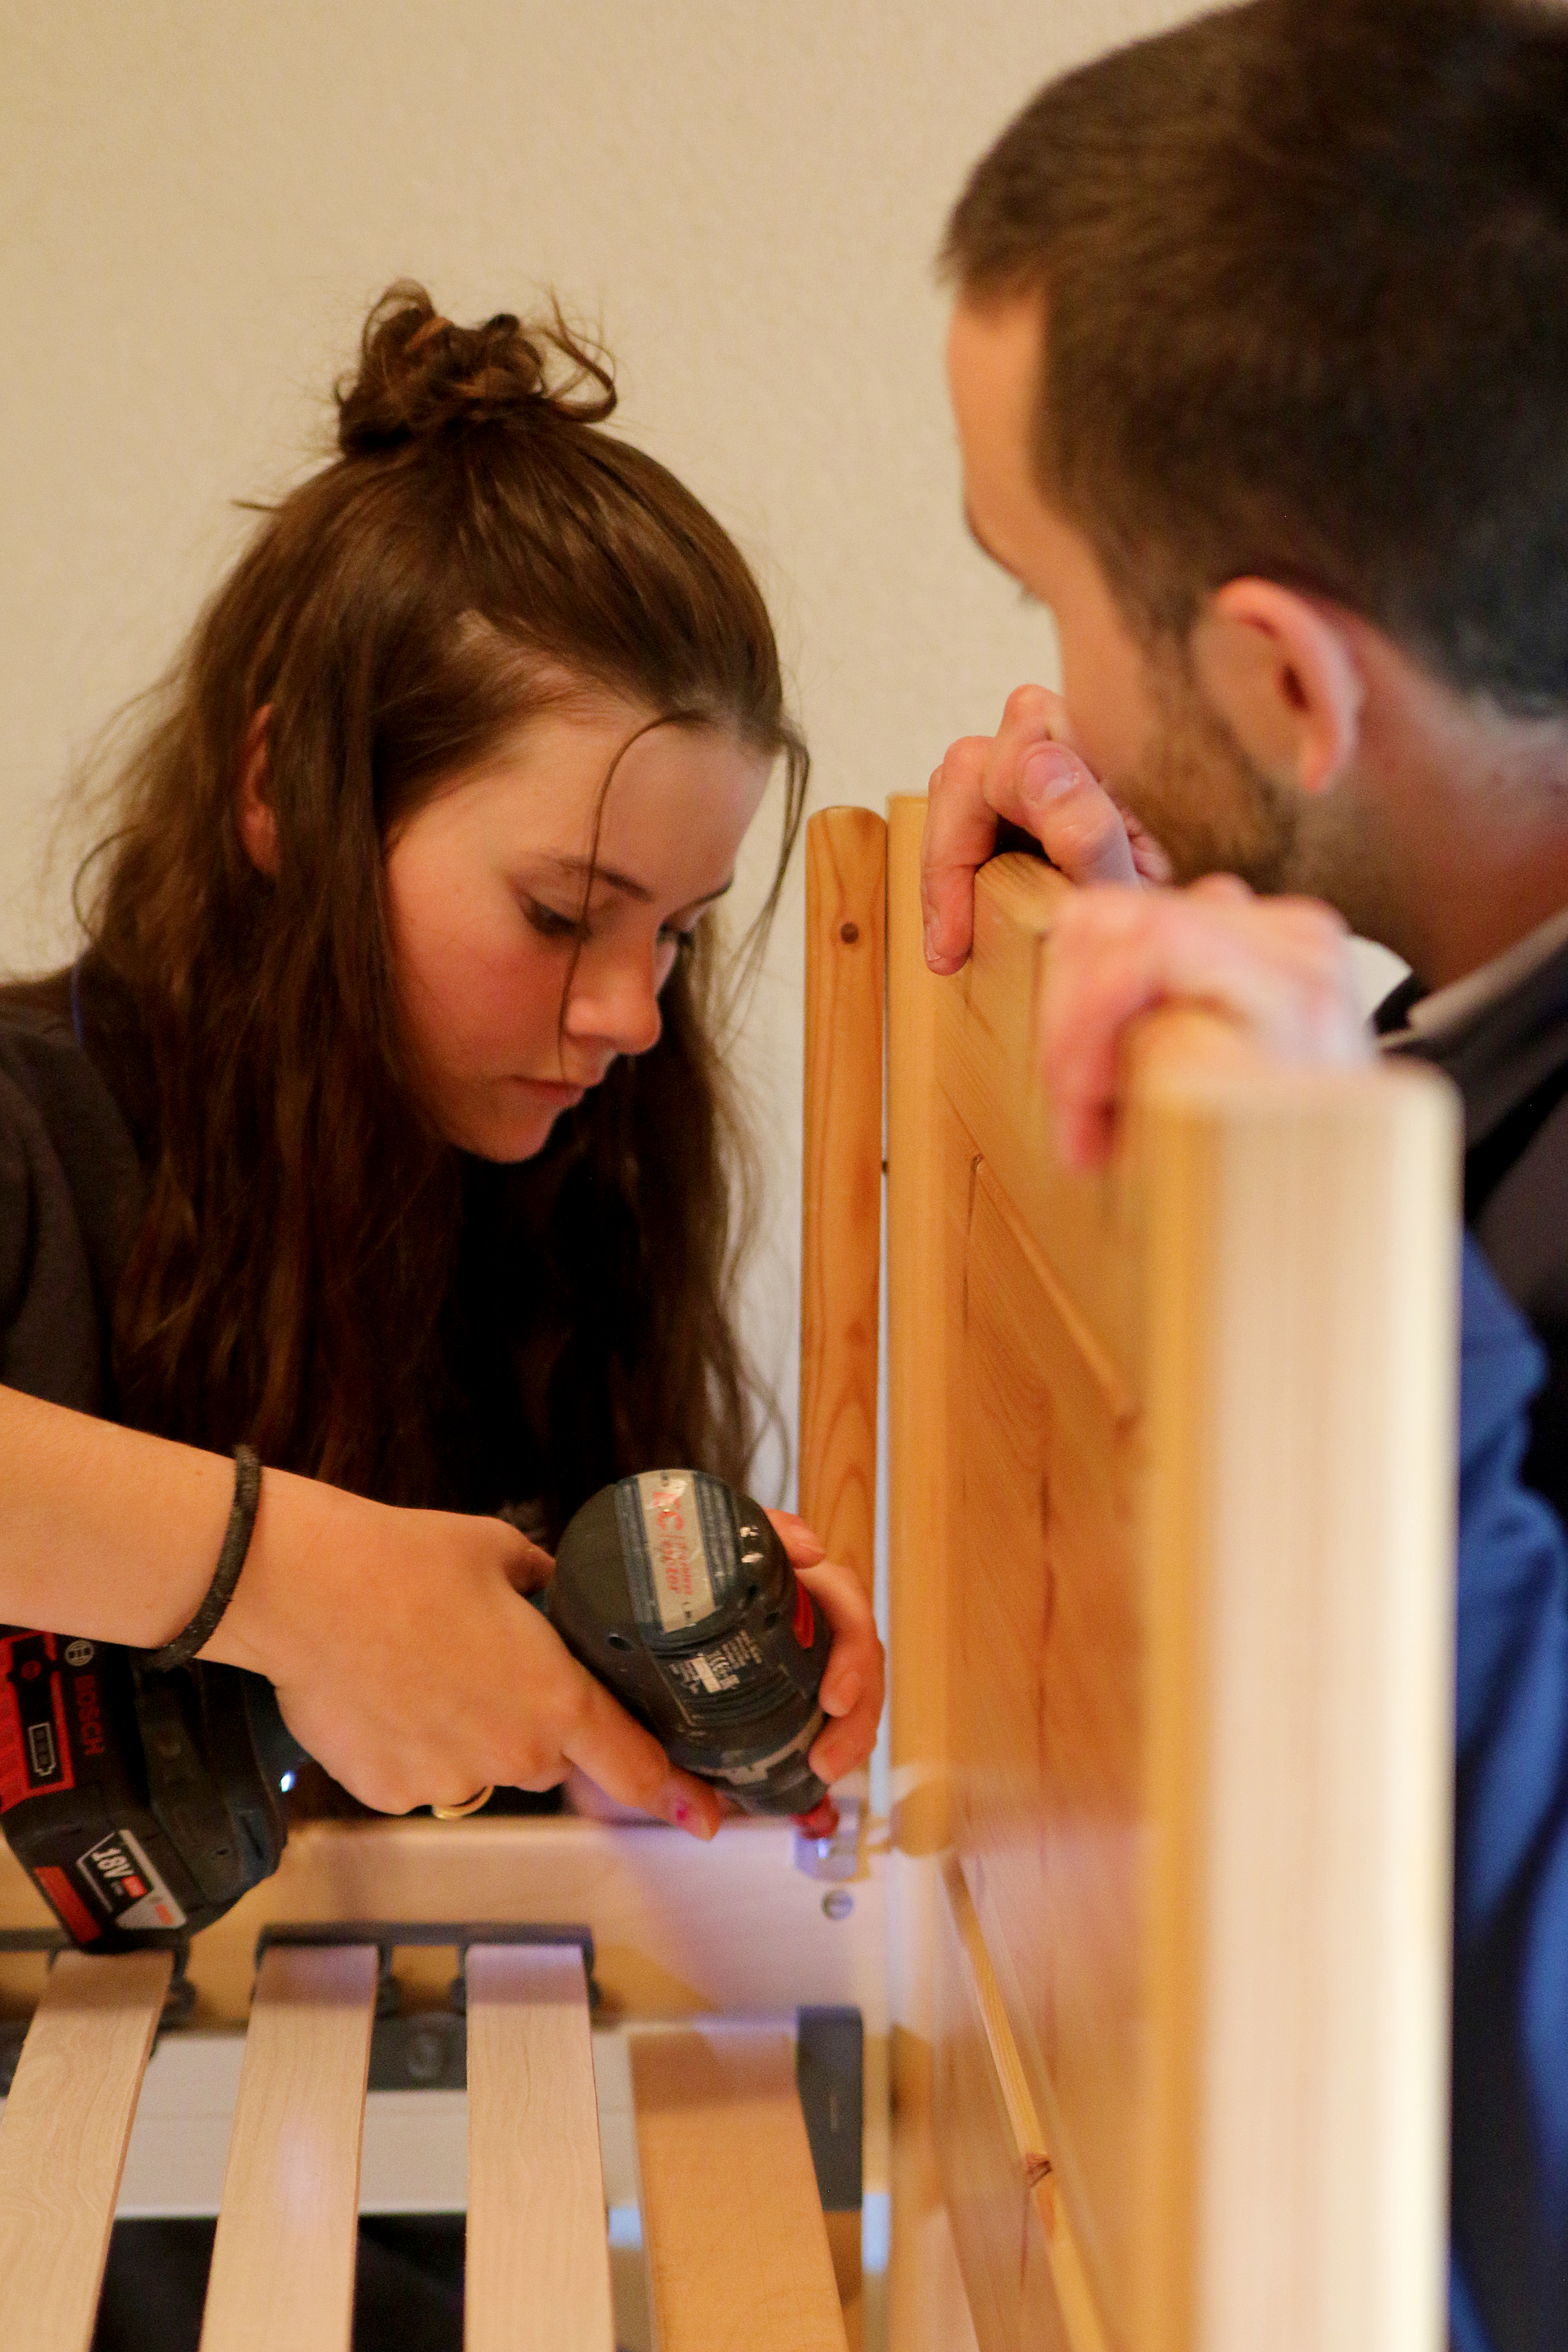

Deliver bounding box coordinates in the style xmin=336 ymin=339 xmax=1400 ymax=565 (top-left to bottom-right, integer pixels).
xmin=839 ymin=921 xmax=861 ymax=945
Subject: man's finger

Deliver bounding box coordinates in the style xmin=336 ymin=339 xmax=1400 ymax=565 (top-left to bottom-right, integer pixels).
xmin=922 ymin=737 xmax=1001 ymax=973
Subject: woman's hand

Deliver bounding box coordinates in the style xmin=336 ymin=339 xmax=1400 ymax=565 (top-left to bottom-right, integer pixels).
xmin=205 ymin=1473 xmax=725 ymax=1836
xmin=764 ymin=1509 xmax=885 ymax=1787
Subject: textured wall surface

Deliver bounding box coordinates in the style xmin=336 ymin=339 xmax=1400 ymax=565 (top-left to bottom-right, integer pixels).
xmin=1 ymin=0 xmax=1201 ymax=1490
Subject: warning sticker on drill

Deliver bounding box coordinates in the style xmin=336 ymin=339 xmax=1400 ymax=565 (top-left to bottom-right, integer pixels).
xmin=74 ymin=1828 xmax=186 ymax=1932
xmin=616 ymin=1470 xmax=742 ymax=1634
xmin=668 ymin=1626 xmax=765 ymax=1698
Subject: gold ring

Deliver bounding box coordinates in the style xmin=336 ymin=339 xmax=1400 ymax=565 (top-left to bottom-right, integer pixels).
xmin=430 ymin=1785 xmax=495 ymax=1820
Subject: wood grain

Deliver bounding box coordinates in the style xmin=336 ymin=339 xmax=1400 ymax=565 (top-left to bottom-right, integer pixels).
xmin=466 ymin=1942 xmax=612 ymax=2352
xmin=886 ymin=796 xmax=974 ymax=2352
xmin=198 ymin=1942 xmax=377 ymax=2352
xmin=956 ymin=1164 xmax=1139 ymax=2337
xmin=886 ymin=794 xmax=959 ymax=1855
xmin=922 ymin=854 xmax=1458 ymax=2352
xmin=934 ymin=1858 xmax=1104 ymax=2352
xmin=0 ymin=1948 xmax=171 ymax=2352
xmin=799 ymin=805 xmax=886 ymax=1595
xmin=934 ymin=856 xmax=1137 ymax=1416
xmin=631 ymin=2025 xmax=848 ymax=2352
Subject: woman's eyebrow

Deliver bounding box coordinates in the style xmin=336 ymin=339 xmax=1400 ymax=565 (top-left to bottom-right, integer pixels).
xmin=539 ymin=854 xmax=735 ymax=907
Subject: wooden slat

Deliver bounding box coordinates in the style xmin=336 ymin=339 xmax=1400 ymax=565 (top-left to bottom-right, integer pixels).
xmin=466 ymin=1942 xmax=612 ymax=2352
xmin=199 ymin=1942 xmax=377 ymax=2352
xmin=631 ymin=2026 xmax=848 ymax=2352
xmin=799 ymin=804 xmax=886 ymax=1597
xmin=0 ymin=1947 xmax=171 ymax=2352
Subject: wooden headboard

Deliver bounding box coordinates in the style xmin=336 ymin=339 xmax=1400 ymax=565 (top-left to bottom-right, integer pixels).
xmin=883 ymin=796 xmax=1459 ymax=2352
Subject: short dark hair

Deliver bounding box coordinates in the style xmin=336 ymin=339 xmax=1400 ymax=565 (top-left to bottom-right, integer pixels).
xmin=944 ymin=0 xmax=1568 ymax=714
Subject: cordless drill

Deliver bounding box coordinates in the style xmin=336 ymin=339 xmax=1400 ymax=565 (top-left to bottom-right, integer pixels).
xmin=0 ymin=1469 xmax=831 ymax=1951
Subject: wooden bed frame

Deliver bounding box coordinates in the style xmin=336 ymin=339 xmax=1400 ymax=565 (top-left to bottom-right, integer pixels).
xmin=0 ymin=800 xmax=1457 ymax=2352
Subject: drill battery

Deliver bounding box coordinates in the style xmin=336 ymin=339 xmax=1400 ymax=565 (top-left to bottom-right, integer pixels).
xmin=0 ymin=1629 xmax=294 ymax=1951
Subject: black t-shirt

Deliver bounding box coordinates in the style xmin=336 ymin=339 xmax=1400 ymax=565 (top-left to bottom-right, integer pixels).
xmin=0 ymin=986 xmax=143 ymax=1417
xmin=0 ymin=974 xmax=551 ymax=1528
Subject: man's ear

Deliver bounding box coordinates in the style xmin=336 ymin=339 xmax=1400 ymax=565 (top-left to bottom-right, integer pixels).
xmin=1190 ymin=581 xmax=1364 ymax=796
xmin=237 ymin=705 xmax=278 ymax=876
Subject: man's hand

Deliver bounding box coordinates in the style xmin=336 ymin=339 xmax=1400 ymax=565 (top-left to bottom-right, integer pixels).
xmin=922 ymin=684 xmax=1170 ymax=974
xmin=1041 ymin=874 xmax=1371 ymax=1171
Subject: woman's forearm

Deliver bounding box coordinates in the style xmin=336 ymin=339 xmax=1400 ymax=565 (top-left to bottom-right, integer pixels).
xmin=0 ymin=1381 xmax=727 ymax=1832
xmin=0 ymin=1384 xmax=231 ymax=1646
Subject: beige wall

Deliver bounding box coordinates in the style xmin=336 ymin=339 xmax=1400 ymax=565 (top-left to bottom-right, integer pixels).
xmin=0 ymin=0 xmax=1200 ymax=1493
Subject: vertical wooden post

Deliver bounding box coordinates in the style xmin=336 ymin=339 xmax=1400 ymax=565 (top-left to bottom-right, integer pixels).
xmin=884 ymin=795 xmax=977 ymax=2352
xmin=799 ymin=805 xmax=886 ymax=1598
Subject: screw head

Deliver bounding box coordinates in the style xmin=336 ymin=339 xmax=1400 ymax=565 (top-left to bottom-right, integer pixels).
xmin=822 ymin=1889 xmax=854 ymax=1922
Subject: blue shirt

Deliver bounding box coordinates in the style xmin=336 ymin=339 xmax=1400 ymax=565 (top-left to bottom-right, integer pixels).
xmin=1452 ymin=1235 xmax=1568 ymax=2351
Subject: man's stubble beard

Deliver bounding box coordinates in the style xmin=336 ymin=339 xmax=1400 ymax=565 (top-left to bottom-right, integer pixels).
xmin=1115 ymin=657 xmax=1385 ymax=934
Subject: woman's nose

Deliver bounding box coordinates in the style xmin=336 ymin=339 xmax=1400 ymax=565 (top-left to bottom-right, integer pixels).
xmin=564 ymin=949 xmax=663 ymax=1059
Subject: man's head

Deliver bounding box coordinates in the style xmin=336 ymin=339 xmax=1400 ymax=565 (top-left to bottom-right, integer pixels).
xmin=943 ymin=0 xmax=1568 ymax=959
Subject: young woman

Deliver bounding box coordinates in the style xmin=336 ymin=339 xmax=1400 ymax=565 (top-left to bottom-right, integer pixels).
xmin=0 ymin=283 xmax=883 ymax=1833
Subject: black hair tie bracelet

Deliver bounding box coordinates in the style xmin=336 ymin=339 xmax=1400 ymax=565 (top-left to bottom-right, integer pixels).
xmin=144 ymin=1446 xmax=263 ymax=1672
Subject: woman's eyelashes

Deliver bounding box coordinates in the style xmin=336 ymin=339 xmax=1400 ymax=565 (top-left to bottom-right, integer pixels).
xmin=521 ymin=895 xmax=588 ymax=943
xmin=520 ymin=894 xmax=698 ymax=955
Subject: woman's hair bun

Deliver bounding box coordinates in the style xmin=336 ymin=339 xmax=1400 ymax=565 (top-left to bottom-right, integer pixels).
xmin=336 ymin=280 xmax=617 ymax=459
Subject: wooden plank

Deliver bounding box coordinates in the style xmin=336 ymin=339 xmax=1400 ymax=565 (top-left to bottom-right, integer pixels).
xmin=0 ymin=1948 xmax=171 ymax=2352
xmin=935 ymin=857 xmax=1140 ymax=1415
xmin=1134 ymin=1043 xmax=1458 ymax=2352
xmin=466 ymin=1942 xmax=613 ymax=2352
xmin=888 ymin=2020 xmax=982 ymax=2352
xmin=199 ymin=1942 xmax=377 ymax=2352
xmin=934 ymin=1859 xmax=1102 ymax=2352
xmin=799 ymin=804 xmax=886 ymax=1596
xmin=0 ymin=1815 xmax=887 ymax=2029
xmin=928 ymin=851 xmax=1455 ymax=2350
xmin=886 ymin=796 xmax=982 ymax=2352
xmin=631 ymin=2025 xmax=848 ymax=2352
xmin=955 ymin=1164 xmax=1140 ymax=2337
xmin=886 ymin=793 xmax=958 ymax=1857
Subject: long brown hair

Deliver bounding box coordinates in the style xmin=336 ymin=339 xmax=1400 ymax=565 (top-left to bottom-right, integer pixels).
xmin=37 ymin=284 xmax=806 ymax=1524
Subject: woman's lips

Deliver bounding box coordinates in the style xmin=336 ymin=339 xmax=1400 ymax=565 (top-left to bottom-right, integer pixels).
xmin=514 ymin=1078 xmax=587 ymax=1107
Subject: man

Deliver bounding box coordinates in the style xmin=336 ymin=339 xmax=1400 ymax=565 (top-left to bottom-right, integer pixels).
xmin=920 ymin=5 xmax=1568 ymax=2347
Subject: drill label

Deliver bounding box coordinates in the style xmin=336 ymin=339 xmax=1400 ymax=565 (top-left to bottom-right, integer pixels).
xmin=74 ymin=1828 xmax=186 ymax=1932
xmin=670 ymin=1626 xmax=765 ymax=1698
xmin=619 ymin=1470 xmax=739 ymax=1633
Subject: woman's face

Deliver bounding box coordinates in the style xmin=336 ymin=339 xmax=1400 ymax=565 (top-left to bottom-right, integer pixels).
xmin=384 ymin=696 xmax=772 ymax=1160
